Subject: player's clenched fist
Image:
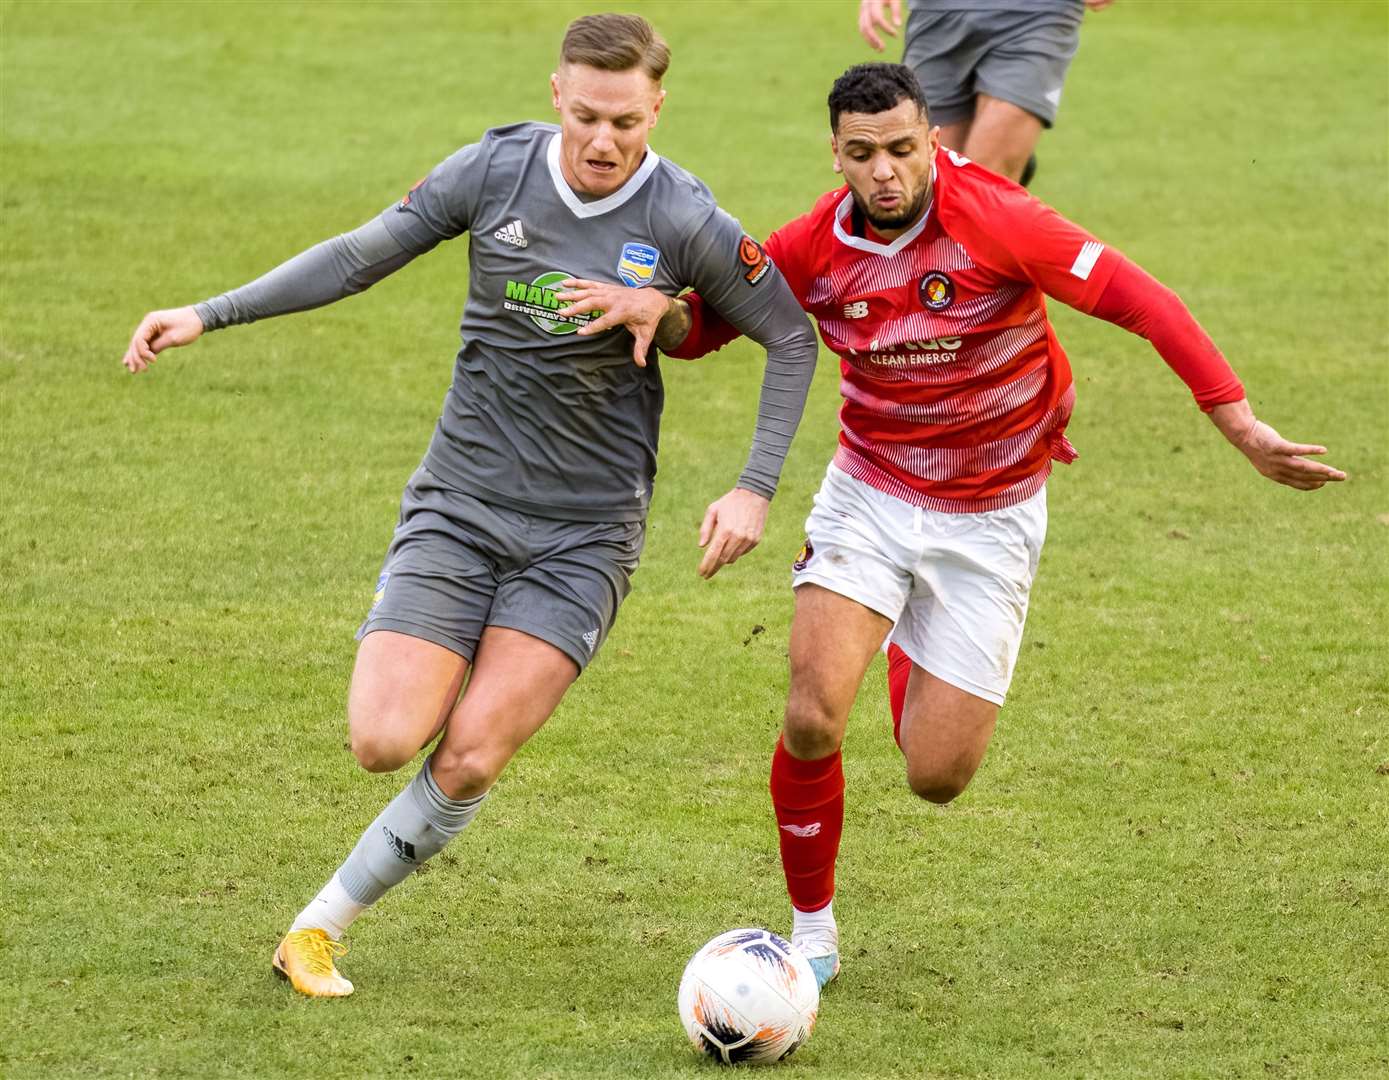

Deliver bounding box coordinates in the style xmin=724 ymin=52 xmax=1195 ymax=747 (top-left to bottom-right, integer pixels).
xmin=122 ymin=306 xmax=204 ymax=373
xmin=698 ymin=487 xmax=771 ymax=579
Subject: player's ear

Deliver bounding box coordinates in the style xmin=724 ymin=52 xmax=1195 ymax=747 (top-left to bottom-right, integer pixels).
xmin=830 ymin=134 xmax=843 ymax=175
xmin=650 ymin=87 xmax=667 ymax=127
xmin=550 ymin=72 xmax=562 ymax=112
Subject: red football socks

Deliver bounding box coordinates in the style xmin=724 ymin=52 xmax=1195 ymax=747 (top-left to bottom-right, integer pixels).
xmin=770 ymin=735 xmax=844 ymax=913
xmin=887 ymin=644 xmax=912 ymax=750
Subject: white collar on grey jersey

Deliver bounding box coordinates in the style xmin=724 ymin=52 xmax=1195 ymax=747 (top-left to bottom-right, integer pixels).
xmin=546 ymin=133 xmax=662 ymax=219
xmin=831 ymin=163 xmax=937 ymax=257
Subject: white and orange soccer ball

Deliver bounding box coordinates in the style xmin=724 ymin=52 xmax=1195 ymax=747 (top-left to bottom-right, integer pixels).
xmin=677 ymin=928 xmax=819 ymax=1065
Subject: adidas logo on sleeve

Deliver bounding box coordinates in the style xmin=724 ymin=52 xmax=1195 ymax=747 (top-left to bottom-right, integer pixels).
xmin=494 ymin=220 xmax=529 ymax=248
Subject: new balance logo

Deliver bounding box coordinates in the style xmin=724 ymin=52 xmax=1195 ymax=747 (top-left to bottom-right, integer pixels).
xmin=382 ymin=825 xmax=416 ymax=863
xmin=843 ymin=300 xmax=868 ymax=319
xmin=582 ymin=628 xmax=599 ymax=653
xmin=494 ymin=220 xmax=529 ymax=248
xmin=1070 ymin=240 xmax=1103 ymax=281
xmin=780 ymin=822 xmax=822 ymax=838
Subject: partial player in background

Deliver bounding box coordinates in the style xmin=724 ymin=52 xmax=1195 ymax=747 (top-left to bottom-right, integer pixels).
xmin=858 ymin=0 xmax=1115 ymax=186
xmin=559 ymin=63 xmax=1343 ymax=990
xmin=122 ymin=14 xmax=817 ymax=998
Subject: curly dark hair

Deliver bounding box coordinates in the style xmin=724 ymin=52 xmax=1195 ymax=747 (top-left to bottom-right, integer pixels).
xmin=827 ymin=63 xmax=928 ymax=130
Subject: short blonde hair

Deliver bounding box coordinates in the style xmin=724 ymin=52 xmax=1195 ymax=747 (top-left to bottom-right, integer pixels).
xmin=560 ymin=13 xmax=670 ymax=81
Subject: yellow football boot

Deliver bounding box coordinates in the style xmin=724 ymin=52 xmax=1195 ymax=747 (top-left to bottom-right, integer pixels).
xmin=272 ymin=929 xmax=354 ymax=997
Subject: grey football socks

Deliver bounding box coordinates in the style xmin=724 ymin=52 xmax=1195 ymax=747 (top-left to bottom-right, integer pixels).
xmin=333 ymin=757 xmax=488 ymax=908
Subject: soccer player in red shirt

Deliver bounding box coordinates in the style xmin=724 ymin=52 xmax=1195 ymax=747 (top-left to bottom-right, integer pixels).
xmin=556 ymin=63 xmax=1344 ymax=989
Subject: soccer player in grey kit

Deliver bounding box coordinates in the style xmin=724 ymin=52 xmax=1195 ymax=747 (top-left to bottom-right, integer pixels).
xmin=121 ymin=14 xmax=818 ymax=997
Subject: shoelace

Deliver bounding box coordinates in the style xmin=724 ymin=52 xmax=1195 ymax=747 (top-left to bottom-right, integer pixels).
xmin=286 ymin=931 xmax=348 ymax=976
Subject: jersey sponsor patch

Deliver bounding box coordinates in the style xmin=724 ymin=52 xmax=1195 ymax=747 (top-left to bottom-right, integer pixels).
xmin=503 ymin=270 xmax=603 ymax=335
xmin=616 ymin=242 xmax=660 ymax=287
xmin=919 ymin=271 xmax=955 ymax=311
xmin=739 ymin=235 xmax=771 ymax=286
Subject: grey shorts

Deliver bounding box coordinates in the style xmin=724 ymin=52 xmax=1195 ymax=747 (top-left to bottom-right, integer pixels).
xmin=903 ymin=4 xmax=1084 ymax=128
xmin=356 ymin=467 xmax=645 ymax=672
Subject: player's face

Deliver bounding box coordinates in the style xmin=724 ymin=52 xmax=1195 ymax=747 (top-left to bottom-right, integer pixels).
xmin=551 ymin=63 xmax=665 ymax=197
xmin=831 ymin=99 xmax=939 ymax=237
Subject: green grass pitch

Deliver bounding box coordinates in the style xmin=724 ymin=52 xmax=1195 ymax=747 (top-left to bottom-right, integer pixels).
xmin=2 ymin=1 xmax=1386 ymax=1076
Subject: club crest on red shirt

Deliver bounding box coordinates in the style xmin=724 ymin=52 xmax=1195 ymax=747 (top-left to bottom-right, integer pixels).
xmin=919 ymin=271 xmax=954 ymax=311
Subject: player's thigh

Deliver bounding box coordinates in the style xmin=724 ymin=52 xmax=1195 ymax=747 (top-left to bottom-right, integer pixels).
xmin=890 ymin=485 xmax=1047 ymax=710
xmin=960 ymin=95 xmax=1044 ymax=181
xmin=348 ymin=630 xmax=469 ymax=771
xmin=899 ymin=664 xmax=998 ymax=803
xmin=425 ymin=516 xmax=645 ymax=796
xmin=487 ymin=516 xmax=645 ymax=673
xmin=430 ymin=626 xmax=579 ymax=799
xmin=786 ymin=466 xmax=912 ymax=750
xmin=349 ymin=467 xmax=520 ymax=765
xmin=787 ymin=584 xmax=894 ymax=744
xmin=970 ymin=7 xmax=1083 ymax=130
xmin=937 ymin=119 xmax=975 ymax=156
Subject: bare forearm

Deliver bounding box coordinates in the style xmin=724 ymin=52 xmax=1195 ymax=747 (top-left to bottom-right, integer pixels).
xmin=1207 ymin=399 xmax=1256 ymax=447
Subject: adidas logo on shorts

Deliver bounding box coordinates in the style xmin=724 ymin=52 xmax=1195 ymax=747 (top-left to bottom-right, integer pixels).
xmin=582 ymin=628 xmax=599 ymax=653
xmin=494 ymin=220 xmax=529 ymax=248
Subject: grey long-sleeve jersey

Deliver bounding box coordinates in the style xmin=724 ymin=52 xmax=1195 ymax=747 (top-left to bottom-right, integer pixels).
xmin=196 ymin=122 xmax=818 ymax=522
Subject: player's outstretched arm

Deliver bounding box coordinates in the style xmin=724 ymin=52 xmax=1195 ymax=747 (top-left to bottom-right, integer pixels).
xmin=1208 ymin=399 xmax=1346 ymax=491
xmin=121 ymin=217 xmax=419 ymax=376
xmin=122 ymin=306 xmax=204 ymax=373
xmin=858 ymin=0 xmax=903 ymax=51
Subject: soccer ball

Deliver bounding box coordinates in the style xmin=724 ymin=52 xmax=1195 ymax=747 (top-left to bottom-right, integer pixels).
xmin=677 ymin=928 xmax=819 ymax=1065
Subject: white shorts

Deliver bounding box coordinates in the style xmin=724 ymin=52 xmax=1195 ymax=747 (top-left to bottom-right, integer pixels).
xmin=791 ymin=464 xmax=1047 ymax=706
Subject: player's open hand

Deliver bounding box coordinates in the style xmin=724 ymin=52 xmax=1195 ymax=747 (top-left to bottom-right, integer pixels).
xmin=698 ymin=487 xmax=770 ymax=579
xmin=858 ymin=0 xmax=903 ymax=52
xmin=555 ymin=280 xmax=674 ymax=367
xmin=1210 ymin=401 xmax=1346 ymax=490
xmin=122 ymin=306 xmax=204 ymax=373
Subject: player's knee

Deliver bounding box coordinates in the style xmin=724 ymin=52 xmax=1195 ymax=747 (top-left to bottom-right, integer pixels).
xmin=905 ymin=763 xmax=973 ymax=805
xmin=428 ymin=745 xmax=500 ymax=800
xmin=348 ymin=725 xmax=419 ymax=774
xmin=783 ymin=695 xmax=844 ymax=760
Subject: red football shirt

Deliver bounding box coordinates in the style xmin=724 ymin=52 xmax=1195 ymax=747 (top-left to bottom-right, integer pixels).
xmin=671 ymin=149 xmax=1239 ymax=512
